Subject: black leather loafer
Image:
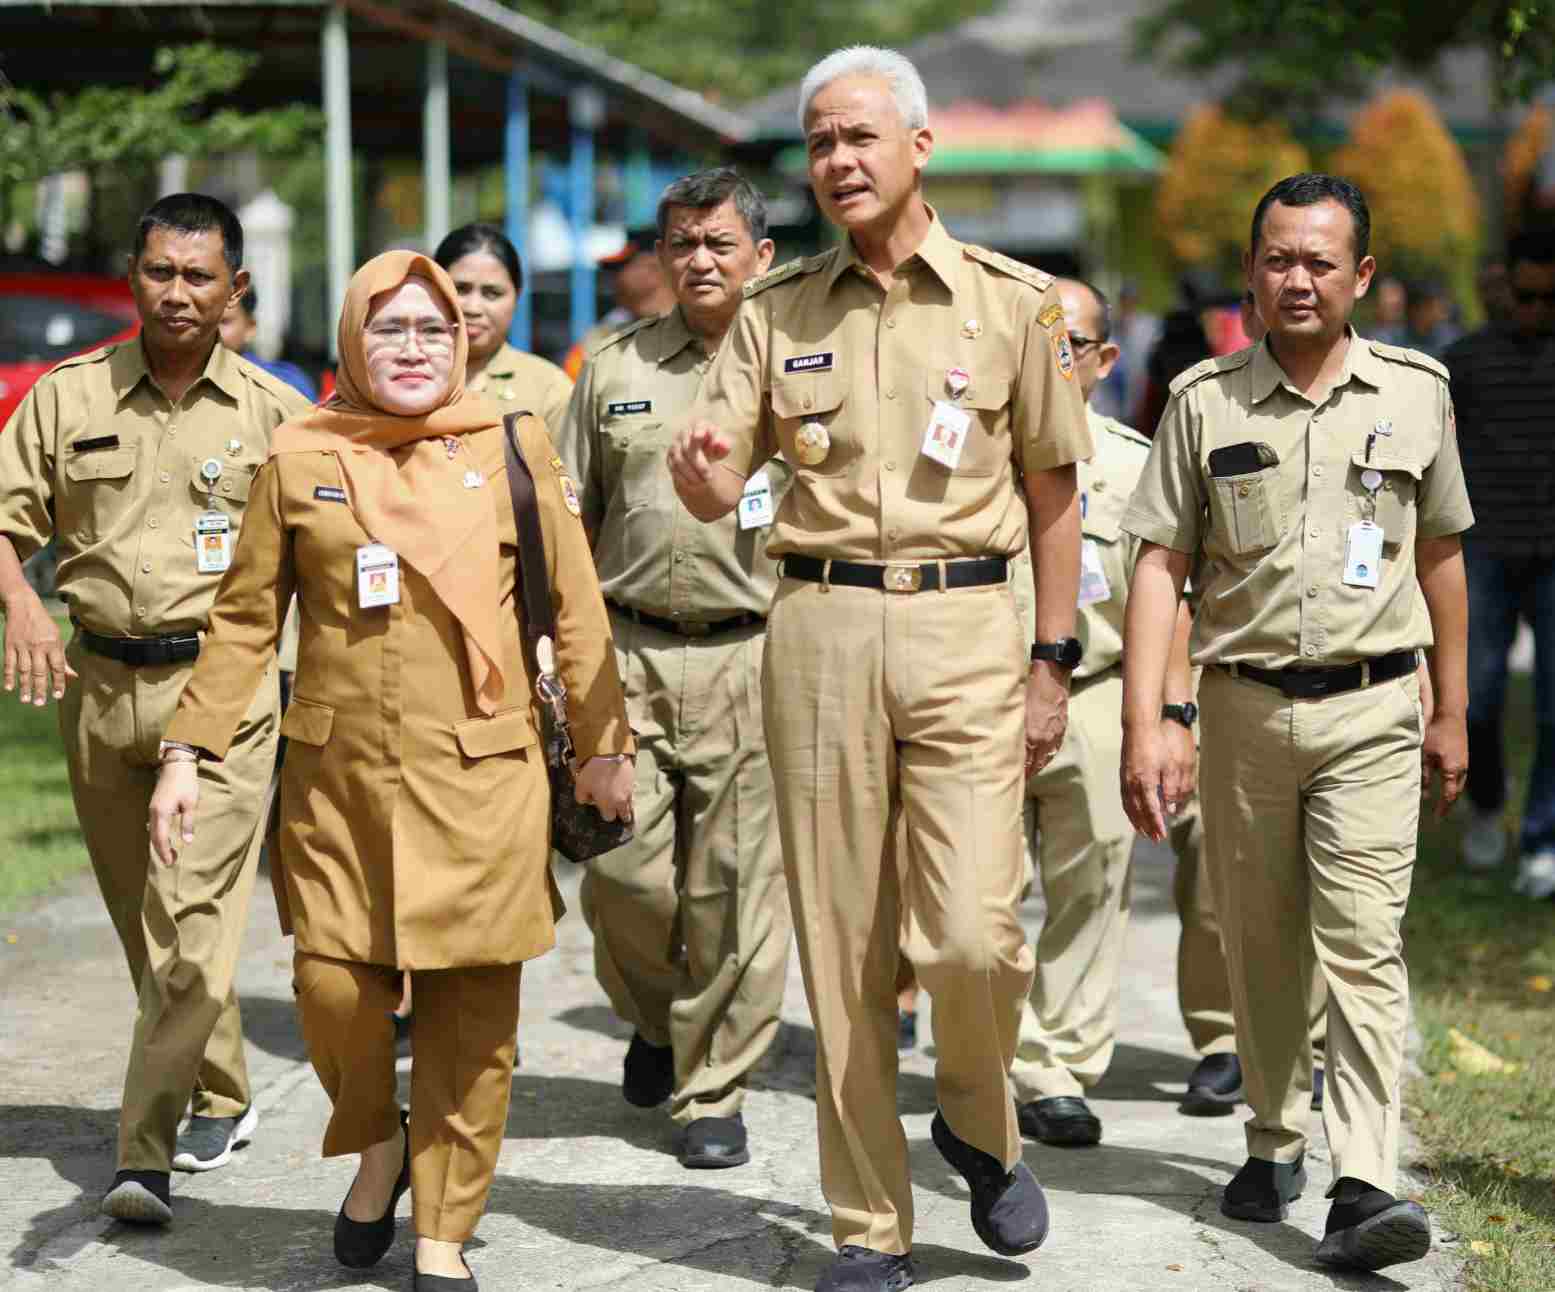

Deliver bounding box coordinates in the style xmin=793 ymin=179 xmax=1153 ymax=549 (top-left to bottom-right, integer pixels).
xmin=414 ymin=1255 xmax=478 ymax=1290
xmin=1220 ymin=1153 xmax=1306 ymax=1222
xmin=1017 ymin=1095 xmax=1101 ymax=1146
xmin=815 ymin=1245 xmax=915 ymax=1292
xmin=1181 ymin=1053 xmax=1242 ymax=1116
xmin=334 ymin=1110 xmax=410 ymax=1268
xmin=1316 ymin=1181 xmax=1431 ymax=1270
xmin=930 ymin=1109 xmax=1049 ymax=1255
xmin=679 ymin=1113 xmax=750 ymax=1168
xmin=622 ymin=1032 xmax=675 ymax=1108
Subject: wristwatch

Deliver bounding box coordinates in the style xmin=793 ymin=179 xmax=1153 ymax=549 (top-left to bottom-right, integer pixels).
xmin=1031 ymin=638 xmax=1083 ymax=670
xmin=158 ymin=739 xmax=201 ymax=763
xmin=1162 ymin=702 xmax=1199 ymax=729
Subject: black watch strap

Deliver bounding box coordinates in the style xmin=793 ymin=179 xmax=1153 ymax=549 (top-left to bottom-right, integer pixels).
xmin=1031 ymin=637 xmax=1083 ymax=669
xmin=1162 ymin=702 xmax=1198 ymax=729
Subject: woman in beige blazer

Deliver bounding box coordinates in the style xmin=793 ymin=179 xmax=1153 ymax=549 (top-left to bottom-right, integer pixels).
xmin=149 ymin=251 xmax=633 ymax=1291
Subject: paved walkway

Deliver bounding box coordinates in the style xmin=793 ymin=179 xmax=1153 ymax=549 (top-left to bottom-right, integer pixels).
xmin=0 ymin=843 xmax=1461 ymax=1291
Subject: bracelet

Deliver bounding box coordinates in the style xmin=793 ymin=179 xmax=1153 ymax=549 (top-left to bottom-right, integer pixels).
xmin=158 ymin=740 xmax=200 ymax=764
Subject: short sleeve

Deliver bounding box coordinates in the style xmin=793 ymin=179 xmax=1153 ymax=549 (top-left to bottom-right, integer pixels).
xmin=688 ymin=295 xmax=775 ymax=478
xmin=1416 ymin=383 xmax=1475 ymax=539
xmin=555 ymin=358 xmax=603 ymax=535
xmin=1121 ymin=391 xmax=1207 ymax=554
xmin=1015 ymin=284 xmax=1094 ymax=475
xmin=0 ymin=378 xmax=58 ymax=563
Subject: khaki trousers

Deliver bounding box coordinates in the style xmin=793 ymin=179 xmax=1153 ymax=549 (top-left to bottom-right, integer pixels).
xmin=60 ymin=637 xmax=277 ymax=1171
xmin=581 ymin=614 xmax=790 ymax=1124
xmin=293 ymin=953 xmax=522 ymax=1242
xmin=1198 ymin=666 xmax=1421 ymax=1192
xmin=1011 ymin=669 xmax=1134 ymax=1099
xmin=764 ymin=577 xmax=1032 ymax=1255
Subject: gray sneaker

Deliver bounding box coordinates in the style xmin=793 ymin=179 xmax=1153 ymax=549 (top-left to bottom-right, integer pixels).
xmin=172 ymin=1104 xmax=258 ymax=1172
xmin=1513 ymin=850 xmax=1555 ymax=899
xmin=1461 ymin=809 xmax=1508 ymax=870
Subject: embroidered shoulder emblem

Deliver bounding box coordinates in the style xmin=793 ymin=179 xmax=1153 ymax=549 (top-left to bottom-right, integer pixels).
xmin=1037 ymin=302 xmax=1066 ymax=330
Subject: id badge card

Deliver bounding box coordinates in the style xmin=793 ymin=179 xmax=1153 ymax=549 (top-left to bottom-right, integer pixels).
xmin=738 ymin=468 xmax=775 ymax=530
xmin=357 ymin=543 xmax=401 ymax=608
xmin=1343 ymin=521 xmax=1384 ymax=589
xmin=921 ymin=401 xmax=972 ymax=470
xmin=1078 ymin=538 xmax=1111 ymax=607
xmin=194 ymin=510 xmax=231 ymax=574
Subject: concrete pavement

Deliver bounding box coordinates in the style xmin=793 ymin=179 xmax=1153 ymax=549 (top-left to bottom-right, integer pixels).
xmin=0 ymin=842 xmax=1462 ymax=1291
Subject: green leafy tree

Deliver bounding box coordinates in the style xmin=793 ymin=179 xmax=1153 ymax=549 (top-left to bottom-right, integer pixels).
xmin=1138 ymin=2 xmax=1555 ymax=117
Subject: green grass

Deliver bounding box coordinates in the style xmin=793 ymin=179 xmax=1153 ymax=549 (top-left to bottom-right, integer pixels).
xmin=1406 ymin=673 xmax=1555 ymax=1292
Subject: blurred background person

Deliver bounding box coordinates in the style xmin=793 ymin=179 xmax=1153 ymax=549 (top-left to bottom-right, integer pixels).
xmin=219 ymin=285 xmax=318 ymax=401
xmin=1370 ymin=275 xmax=1409 ymax=344
xmin=1394 ymin=279 xmax=1460 ymax=358
xmin=562 ymin=226 xmax=675 ymax=379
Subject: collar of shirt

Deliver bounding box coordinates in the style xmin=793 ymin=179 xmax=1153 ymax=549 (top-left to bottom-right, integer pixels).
xmin=822 ymin=205 xmax=960 ymax=295
xmin=1248 ymin=326 xmax=1385 ymax=407
xmin=473 ymin=342 xmax=522 ymax=386
xmin=650 ymin=305 xmax=714 ymax=366
xmin=110 ymin=334 xmax=244 ymax=408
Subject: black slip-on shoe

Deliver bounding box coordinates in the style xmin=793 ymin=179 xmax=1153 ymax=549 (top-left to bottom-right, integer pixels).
xmin=1017 ymin=1095 xmax=1101 ymax=1147
xmin=930 ymin=1109 xmax=1049 ymax=1256
xmin=1181 ymin=1053 xmax=1242 ymax=1116
xmin=414 ymin=1256 xmax=477 ymax=1290
xmin=101 ymin=1169 xmax=172 ymax=1225
xmin=622 ymin=1032 xmax=675 ymax=1108
xmin=172 ymin=1103 xmax=259 ymax=1172
xmin=1220 ymin=1153 xmax=1306 ymax=1222
xmin=1311 ymin=1065 xmax=1325 ymax=1112
xmin=334 ymin=1110 xmax=410 ymax=1268
xmin=815 ymin=1245 xmax=915 ymax=1292
xmin=1316 ymin=1181 xmax=1431 ymax=1270
xmin=679 ymin=1113 xmax=750 ymax=1169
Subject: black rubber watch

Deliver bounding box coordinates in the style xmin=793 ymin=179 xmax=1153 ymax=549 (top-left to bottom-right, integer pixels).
xmin=1031 ymin=638 xmax=1083 ymax=669
xmin=1162 ymin=702 xmax=1199 ymax=729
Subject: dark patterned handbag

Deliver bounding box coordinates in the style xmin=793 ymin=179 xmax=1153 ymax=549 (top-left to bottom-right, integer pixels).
xmin=503 ymin=414 xmax=634 ymax=863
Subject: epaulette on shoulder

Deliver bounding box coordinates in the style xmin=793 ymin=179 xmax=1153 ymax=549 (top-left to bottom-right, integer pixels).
xmin=590 ymin=313 xmax=656 ymax=358
xmin=1367 ymin=339 xmax=1449 ymax=382
xmin=1168 ymin=348 xmax=1254 ymax=399
xmin=48 ymin=340 xmax=118 ymax=377
xmin=743 ymin=251 xmax=830 ymax=299
xmin=962 ymin=244 xmax=1054 ymax=293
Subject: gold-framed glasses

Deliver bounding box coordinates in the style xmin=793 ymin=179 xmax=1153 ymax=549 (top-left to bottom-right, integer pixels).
xmin=365 ymin=320 xmax=458 ymax=355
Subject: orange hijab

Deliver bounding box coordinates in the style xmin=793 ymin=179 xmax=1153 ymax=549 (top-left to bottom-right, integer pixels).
xmin=271 ymin=251 xmax=508 ymax=713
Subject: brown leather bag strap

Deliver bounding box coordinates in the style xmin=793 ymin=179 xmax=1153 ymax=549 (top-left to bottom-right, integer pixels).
xmin=502 ymin=412 xmax=556 ymax=645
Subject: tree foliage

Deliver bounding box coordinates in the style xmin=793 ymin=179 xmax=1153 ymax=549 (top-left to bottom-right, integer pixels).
xmin=1331 ymin=90 xmax=1481 ymax=277
xmin=508 ymin=0 xmax=997 ymax=103
xmin=1503 ymin=105 xmax=1553 ymax=231
xmin=1138 ymin=1 xmax=1555 ymax=118
xmin=0 ymin=44 xmax=322 ymax=186
xmin=1154 ymin=106 xmax=1310 ymax=274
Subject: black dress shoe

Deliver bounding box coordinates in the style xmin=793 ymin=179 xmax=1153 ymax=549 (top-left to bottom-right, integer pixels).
xmin=815 ymin=1245 xmax=915 ymax=1292
xmin=1315 ymin=1179 xmax=1431 ymax=1270
xmin=1311 ymin=1065 xmax=1325 ymax=1111
xmin=334 ymin=1110 xmax=410 ymax=1268
xmin=1017 ymin=1095 xmax=1101 ymax=1146
xmin=930 ymin=1109 xmax=1049 ymax=1255
xmin=679 ymin=1113 xmax=750 ymax=1168
xmin=101 ymin=1168 xmax=172 ymax=1225
xmin=414 ymin=1255 xmax=477 ymax=1290
xmin=1181 ymin=1053 xmax=1242 ymax=1116
xmin=1220 ymin=1153 xmax=1306 ymax=1222
xmin=622 ymin=1032 xmax=675 ymax=1108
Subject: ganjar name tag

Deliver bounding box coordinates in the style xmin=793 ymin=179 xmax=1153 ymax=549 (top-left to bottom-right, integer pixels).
xmin=921 ymin=400 xmax=972 ymax=470
xmin=738 ymin=468 xmax=775 ymax=530
xmin=194 ymin=511 xmax=231 ymax=574
xmin=1343 ymin=521 xmax=1384 ymax=589
xmin=1078 ymin=539 xmax=1111 ymax=606
xmin=357 ymin=543 xmax=401 ymax=608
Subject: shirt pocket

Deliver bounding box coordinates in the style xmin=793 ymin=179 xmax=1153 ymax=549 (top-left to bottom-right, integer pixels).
xmin=453 ymin=706 xmax=538 ymax=759
xmin=1081 ymin=476 xmax=1127 ymax=543
xmin=1207 ymin=469 xmax=1282 ymax=555
xmin=600 ymin=414 xmax=664 ymax=510
xmin=61 ymin=446 xmax=138 ymax=543
xmin=922 ymin=370 xmax=1012 ymax=477
xmin=1348 ymin=449 xmax=1421 ymax=545
xmin=279 ymin=696 xmax=335 ymax=747
xmin=183 ymin=456 xmax=259 ymax=543
xmin=770 ymin=373 xmax=849 ymax=477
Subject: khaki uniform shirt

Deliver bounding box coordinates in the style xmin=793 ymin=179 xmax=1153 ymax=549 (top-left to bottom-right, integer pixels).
xmin=0 ymin=338 xmax=310 ymax=636
xmin=467 ymin=341 xmax=573 ymax=435
xmin=559 ymin=306 xmax=791 ymax=622
xmin=690 ymin=215 xmax=1093 ymax=560
xmin=1122 ymin=332 xmax=1475 ymax=669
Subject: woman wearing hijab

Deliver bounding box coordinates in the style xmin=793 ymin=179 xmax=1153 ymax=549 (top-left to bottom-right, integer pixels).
xmin=148 ymin=251 xmax=634 ymax=1290
xmin=435 ymin=223 xmax=573 ymax=431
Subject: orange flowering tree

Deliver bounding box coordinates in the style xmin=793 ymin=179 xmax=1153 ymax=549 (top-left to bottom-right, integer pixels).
xmin=1503 ymin=104 xmax=1553 ymax=233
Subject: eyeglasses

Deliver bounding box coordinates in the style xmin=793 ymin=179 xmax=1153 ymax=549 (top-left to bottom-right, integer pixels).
xmin=1068 ymin=332 xmax=1108 ymax=352
xmin=365 ymin=320 xmax=459 ymax=354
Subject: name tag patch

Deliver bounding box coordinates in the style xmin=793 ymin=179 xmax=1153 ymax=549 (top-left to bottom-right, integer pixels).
xmin=783 ymin=352 xmax=834 ymax=374
xmin=314 ymin=485 xmax=348 ymax=502
xmin=607 ymin=400 xmax=652 ymax=416
xmin=69 ymin=435 xmax=120 ymax=454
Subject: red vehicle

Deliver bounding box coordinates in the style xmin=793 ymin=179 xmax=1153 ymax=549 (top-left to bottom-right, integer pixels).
xmin=0 ymin=273 xmax=140 ymax=425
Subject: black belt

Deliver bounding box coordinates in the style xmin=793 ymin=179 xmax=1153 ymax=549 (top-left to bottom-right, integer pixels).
xmin=781 ymin=554 xmax=1009 ymax=594
xmin=606 ymin=601 xmax=764 ymax=638
xmin=1224 ymin=649 xmax=1418 ymax=700
xmin=77 ymin=624 xmax=201 ymax=668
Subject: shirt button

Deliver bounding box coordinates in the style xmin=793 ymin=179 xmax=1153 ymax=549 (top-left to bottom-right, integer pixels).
xmin=803 ymin=396 xmax=813 ymax=411
xmin=221 ymin=481 xmax=233 ymax=494
xmin=1304 ymin=645 xmax=1317 ymax=657
xmin=148 ymin=517 xmax=160 ymax=529
xmin=136 ymin=606 xmax=147 ymax=618
xmin=1307 ymin=586 xmax=1318 ymax=598
xmin=888 ymin=528 xmax=900 ymax=540
xmin=886 ymin=317 xmax=897 ymax=328
xmin=885 ymin=388 xmax=896 ymax=400
xmin=1313 ymin=465 xmax=1324 ymax=477
xmin=159 ymin=471 xmax=170 ymax=483
xmin=884 ymin=460 xmax=897 ymax=471
xmin=142 ymin=561 xmax=152 ymax=573
xmin=1237 ymin=484 xmax=1250 ymax=498
xmin=673 ymin=552 xmax=684 ymax=564
xmin=1310 ymin=528 xmax=1320 ymax=539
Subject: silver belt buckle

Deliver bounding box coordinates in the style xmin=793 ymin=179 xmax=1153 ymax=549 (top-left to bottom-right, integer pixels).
xmin=884 ymin=562 xmax=923 ymax=594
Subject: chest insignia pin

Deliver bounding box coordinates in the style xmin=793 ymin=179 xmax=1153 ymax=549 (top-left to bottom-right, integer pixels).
xmin=794 ymin=420 xmax=831 ymax=466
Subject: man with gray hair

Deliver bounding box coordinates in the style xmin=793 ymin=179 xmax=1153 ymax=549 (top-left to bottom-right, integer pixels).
xmin=558 ymin=166 xmax=793 ymax=1171
xmin=669 ymin=47 xmax=1091 ymax=1292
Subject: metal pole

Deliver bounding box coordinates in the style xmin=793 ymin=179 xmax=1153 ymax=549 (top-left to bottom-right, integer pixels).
xmin=505 ymin=71 xmax=532 ymax=352
xmin=322 ymin=4 xmax=354 ymax=359
xmin=424 ymin=41 xmax=451 ymax=249
xmin=569 ymin=87 xmax=604 ymax=339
